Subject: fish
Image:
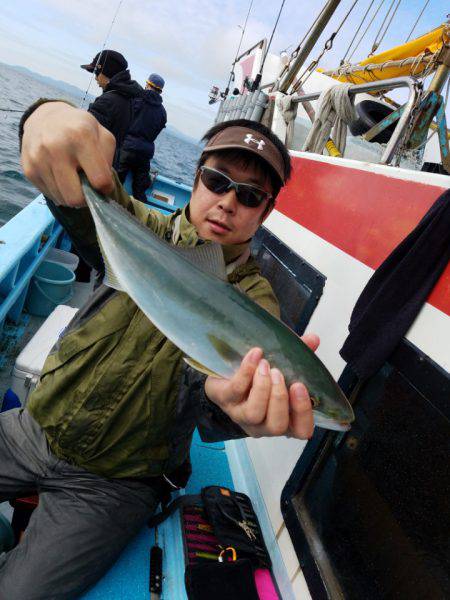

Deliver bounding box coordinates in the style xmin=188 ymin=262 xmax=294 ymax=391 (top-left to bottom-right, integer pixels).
xmin=82 ymin=176 xmax=354 ymax=432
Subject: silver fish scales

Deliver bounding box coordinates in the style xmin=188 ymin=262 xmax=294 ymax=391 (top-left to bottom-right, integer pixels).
xmin=83 ymin=177 xmax=354 ymax=432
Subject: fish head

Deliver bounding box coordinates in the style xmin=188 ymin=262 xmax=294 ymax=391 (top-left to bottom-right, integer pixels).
xmin=310 ymin=391 xmax=354 ymax=432
xmin=312 ymin=410 xmax=352 ymax=432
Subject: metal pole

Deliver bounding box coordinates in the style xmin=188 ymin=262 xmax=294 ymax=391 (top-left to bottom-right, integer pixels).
xmin=427 ymin=44 xmax=450 ymax=94
xmin=278 ymin=0 xmax=342 ymax=93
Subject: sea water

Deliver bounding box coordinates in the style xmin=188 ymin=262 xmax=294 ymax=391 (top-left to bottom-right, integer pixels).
xmin=0 ymin=62 xmax=202 ymax=226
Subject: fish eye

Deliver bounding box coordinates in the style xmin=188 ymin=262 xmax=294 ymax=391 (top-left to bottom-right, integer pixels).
xmin=310 ymin=395 xmax=320 ymax=407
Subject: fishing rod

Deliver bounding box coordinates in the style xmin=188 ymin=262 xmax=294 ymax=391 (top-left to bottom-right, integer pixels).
xmin=252 ymin=0 xmax=286 ymax=92
xmin=80 ymin=0 xmax=124 ymax=108
xmin=223 ymin=0 xmax=255 ymax=98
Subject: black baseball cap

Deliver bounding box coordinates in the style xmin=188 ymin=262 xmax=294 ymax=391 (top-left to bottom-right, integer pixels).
xmin=81 ymin=50 xmax=128 ymax=78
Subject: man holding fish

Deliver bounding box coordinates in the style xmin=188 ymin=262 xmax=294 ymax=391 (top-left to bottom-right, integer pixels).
xmin=0 ymin=100 xmax=344 ymax=598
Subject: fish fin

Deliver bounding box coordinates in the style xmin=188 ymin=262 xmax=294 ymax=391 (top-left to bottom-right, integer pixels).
xmin=183 ymin=357 xmax=221 ymax=378
xmin=81 ymin=173 xmax=227 ymax=281
xmin=172 ymin=242 xmax=227 ymax=281
xmin=207 ymin=334 xmax=243 ymax=364
xmin=103 ymin=255 xmax=125 ymax=291
xmin=94 ymin=233 xmax=125 ymax=292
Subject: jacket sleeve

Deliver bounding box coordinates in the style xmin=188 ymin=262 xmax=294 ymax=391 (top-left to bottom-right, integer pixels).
xmin=194 ymin=269 xmax=280 ymax=443
xmin=187 ymin=366 xmax=248 ymax=443
xmin=45 ymin=171 xmax=161 ymax=271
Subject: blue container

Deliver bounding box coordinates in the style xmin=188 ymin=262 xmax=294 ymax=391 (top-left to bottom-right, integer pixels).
xmin=26 ymin=261 xmax=75 ymax=317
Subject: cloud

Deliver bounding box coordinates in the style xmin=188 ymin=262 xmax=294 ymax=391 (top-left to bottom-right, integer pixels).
xmin=1 ymin=0 xmax=446 ymax=137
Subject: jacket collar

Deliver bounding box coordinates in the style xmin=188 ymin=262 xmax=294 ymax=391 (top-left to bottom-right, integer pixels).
xmin=171 ymin=206 xmax=251 ymax=266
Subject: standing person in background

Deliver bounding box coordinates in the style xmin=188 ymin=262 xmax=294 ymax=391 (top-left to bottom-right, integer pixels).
xmin=117 ymin=73 xmax=167 ymax=202
xmin=81 ymin=49 xmax=142 ymax=169
xmin=40 ymin=49 xmax=142 ymax=283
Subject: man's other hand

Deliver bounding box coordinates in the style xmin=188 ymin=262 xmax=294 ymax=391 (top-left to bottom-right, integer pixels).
xmin=205 ymin=333 xmax=320 ymax=440
xmin=21 ymin=102 xmax=115 ymax=207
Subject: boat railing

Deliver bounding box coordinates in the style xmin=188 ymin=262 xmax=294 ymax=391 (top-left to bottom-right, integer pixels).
xmin=292 ymin=76 xmax=422 ymax=165
xmin=0 ymin=195 xmax=62 ymax=335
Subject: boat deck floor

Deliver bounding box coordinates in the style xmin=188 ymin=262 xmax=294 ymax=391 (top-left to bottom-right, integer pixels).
xmin=82 ymin=432 xmax=234 ymax=600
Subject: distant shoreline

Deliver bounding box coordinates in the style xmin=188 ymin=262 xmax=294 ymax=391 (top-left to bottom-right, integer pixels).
xmin=0 ymin=61 xmax=200 ymax=146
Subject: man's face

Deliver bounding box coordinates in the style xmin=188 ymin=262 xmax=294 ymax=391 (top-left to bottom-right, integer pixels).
xmin=189 ymin=155 xmax=274 ymax=245
xmin=95 ymin=73 xmax=109 ymax=90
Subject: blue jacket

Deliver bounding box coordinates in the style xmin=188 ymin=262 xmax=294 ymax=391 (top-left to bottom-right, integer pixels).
xmin=121 ymin=89 xmax=167 ymax=158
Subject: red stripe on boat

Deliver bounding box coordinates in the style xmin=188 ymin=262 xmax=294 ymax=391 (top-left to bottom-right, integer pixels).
xmin=277 ymin=157 xmax=449 ymax=316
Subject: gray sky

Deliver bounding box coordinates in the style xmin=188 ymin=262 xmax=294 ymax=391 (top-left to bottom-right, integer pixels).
xmin=0 ymin=0 xmax=446 ymax=138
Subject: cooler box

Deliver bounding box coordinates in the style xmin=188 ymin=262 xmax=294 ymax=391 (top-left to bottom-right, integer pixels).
xmin=11 ymin=305 xmax=78 ymax=406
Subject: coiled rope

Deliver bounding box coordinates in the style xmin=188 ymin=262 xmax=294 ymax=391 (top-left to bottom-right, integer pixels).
xmin=302 ymin=84 xmax=357 ymax=155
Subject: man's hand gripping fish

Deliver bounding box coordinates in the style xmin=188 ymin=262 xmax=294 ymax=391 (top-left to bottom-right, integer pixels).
xmin=83 ymin=176 xmax=354 ymax=432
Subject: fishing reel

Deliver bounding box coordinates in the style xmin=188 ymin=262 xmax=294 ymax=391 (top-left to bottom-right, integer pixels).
xmin=208 ymin=85 xmax=220 ymax=104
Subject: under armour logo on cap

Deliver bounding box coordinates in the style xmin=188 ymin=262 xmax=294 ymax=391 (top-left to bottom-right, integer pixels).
xmin=202 ymin=125 xmax=285 ymax=185
xmin=244 ymin=133 xmax=265 ymax=151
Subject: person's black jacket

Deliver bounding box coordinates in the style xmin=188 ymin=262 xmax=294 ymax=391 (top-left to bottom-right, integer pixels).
xmin=121 ymin=88 xmax=167 ymax=159
xmin=88 ymin=70 xmax=142 ymax=165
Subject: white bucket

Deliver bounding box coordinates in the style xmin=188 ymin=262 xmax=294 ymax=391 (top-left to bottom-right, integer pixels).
xmin=46 ymin=248 xmax=79 ymax=273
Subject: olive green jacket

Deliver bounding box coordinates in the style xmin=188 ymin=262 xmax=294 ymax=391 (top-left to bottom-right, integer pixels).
xmin=28 ymin=177 xmax=280 ymax=479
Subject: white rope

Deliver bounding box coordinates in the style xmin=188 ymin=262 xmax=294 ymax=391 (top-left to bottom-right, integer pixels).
xmin=323 ymin=51 xmax=439 ymax=81
xmin=302 ymin=84 xmax=357 ymax=155
xmin=277 ymin=94 xmax=297 ymax=124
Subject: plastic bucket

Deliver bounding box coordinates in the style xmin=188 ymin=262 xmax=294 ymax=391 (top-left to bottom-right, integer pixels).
xmin=26 ymin=261 xmax=75 ymax=317
xmin=46 ymin=247 xmax=79 ymax=273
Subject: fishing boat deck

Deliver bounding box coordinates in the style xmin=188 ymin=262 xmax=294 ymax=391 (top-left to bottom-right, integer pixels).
xmin=81 ymin=432 xmax=235 ymax=600
xmin=81 ymin=431 xmax=291 ymax=599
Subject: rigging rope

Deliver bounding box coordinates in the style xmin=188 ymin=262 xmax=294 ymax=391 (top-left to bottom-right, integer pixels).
xmin=293 ymin=0 xmax=360 ymax=91
xmin=341 ymin=0 xmax=377 ymax=63
xmin=369 ymin=0 xmax=402 ymax=56
xmin=273 ymin=2 xmax=329 ymax=90
xmin=405 ymin=0 xmax=430 ymax=43
xmin=347 ymin=0 xmax=387 ymax=62
xmin=324 ymin=51 xmax=439 ymax=83
xmin=293 ymin=2 xmax=329 ymax=59
xmin=80 ymin=0 xmax=124 ymax=108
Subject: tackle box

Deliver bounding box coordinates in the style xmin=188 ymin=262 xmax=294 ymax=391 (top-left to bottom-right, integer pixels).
xmin=10 ymin=305 xmax=78 ymax=406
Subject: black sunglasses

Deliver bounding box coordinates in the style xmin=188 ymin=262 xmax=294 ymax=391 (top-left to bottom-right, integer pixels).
xmin=199 ymin=166 xmax=272 ymax=208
